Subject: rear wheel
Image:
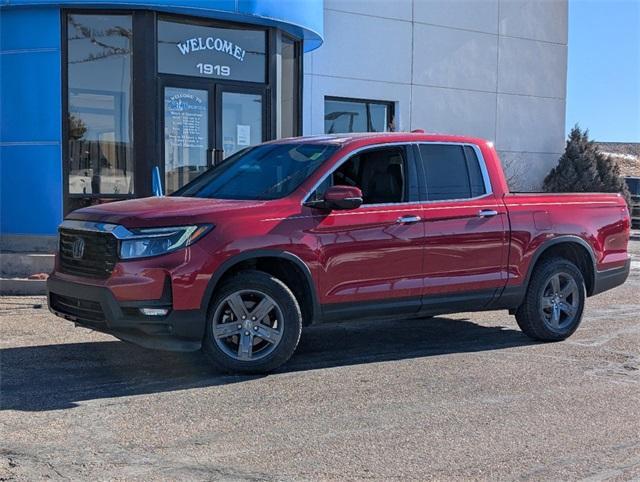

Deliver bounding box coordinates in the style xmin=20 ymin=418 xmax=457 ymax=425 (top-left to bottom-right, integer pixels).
xmin=203 ymin=270 xmax=302 ymax=374
xmin=515 ymin=258 xmax=585 ymax=341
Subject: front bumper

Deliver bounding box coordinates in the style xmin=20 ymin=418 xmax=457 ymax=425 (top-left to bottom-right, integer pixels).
xmin=592 ymin=258 xmax=631 ymax=296
xmin=47 ymin=275 xmax=205 ymax=351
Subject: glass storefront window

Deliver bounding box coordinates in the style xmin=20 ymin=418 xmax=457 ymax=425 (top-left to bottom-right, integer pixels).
xmin=66 ymin=14 xmax=134 ymax=197
xmin=63 ymin=13 xmax=302 ymax=209
xmin=324 ymin=97 xmax=394 ymax=134
xmin=158 ymin=20 xmax=266 ymax=82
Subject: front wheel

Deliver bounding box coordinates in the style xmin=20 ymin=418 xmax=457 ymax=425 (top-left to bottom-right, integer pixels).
xmin=203 ymin=270 xmax=302 ymax=374
xmin=515 ymin=257 xmax=586 ymax=341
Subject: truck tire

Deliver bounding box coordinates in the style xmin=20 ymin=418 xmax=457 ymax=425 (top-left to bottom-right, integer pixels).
xmin=515 ymin=257 xmax=586 ymax=341
xmin=203 ymin=270 xmax=302 ymax=374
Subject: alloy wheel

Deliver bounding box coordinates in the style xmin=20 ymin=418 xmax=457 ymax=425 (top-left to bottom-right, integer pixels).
xmin=211 ymin=289 xmax=284 ymax=361
xmin=539 ymin=272 xmax=580 ymax=331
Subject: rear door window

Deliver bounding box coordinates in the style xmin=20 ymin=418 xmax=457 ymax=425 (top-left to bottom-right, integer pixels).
xmin=464 ymin=146 xmax=487 ymax=198
xmin=417 ymin=144 xmax=487 ymax=201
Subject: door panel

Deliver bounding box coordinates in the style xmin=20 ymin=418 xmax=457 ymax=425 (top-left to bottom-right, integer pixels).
xmin=314 ymin=205 xmax=425 ymax=305
xmin=421 ymin=199 xmax=508 ymax=296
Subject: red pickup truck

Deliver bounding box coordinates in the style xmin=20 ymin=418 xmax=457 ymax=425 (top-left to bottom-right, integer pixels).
xmin=48 ymin=133 xmax=631 ymax=373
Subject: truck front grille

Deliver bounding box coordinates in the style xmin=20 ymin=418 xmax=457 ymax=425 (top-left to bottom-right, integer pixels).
xmin=59 ymin=229 xmax=118 ymax=279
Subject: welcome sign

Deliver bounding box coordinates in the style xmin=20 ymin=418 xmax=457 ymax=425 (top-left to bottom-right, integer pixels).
xmin=176 ymin=37 xmax=247 ymax=62
xmin=158 ymin=20 xmax=266 ymax=82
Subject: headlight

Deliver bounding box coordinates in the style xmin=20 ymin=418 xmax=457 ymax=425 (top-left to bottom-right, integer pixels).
xmin=119 ymin=225 xmax=212 ymax=260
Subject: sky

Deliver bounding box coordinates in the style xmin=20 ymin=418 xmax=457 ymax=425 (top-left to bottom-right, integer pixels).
xmin=566 ymin=0 xmax=640 ymax=142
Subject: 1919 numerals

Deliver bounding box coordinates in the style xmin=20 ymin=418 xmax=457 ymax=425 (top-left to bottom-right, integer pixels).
xmin=196 ymin=63 xmax=231 ymax=76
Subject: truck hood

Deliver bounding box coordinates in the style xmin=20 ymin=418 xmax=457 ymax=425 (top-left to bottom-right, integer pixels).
xmin=66 ymin=196 xmax=267 ymax=228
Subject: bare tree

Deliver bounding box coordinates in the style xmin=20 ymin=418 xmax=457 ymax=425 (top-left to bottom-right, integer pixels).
xmin=501 ymin=156 xmax=528 ymax=191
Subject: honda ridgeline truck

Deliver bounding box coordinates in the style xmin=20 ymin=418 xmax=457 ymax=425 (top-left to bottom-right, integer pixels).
xmin=48 ymin=133 xmax=632 ymax=373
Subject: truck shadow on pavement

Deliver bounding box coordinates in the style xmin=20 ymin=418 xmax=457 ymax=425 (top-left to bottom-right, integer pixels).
xmin=1 ymin=316 xmax=536 ymax=412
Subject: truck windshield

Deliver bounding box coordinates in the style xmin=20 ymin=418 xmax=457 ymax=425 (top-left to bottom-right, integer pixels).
xmin=173 ymin=143 xmax=338 ymax=200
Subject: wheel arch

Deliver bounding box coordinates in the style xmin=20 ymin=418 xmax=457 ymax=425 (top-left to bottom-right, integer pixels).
xmin=524 ymin=236 xmax=597 ymax=296
xmin=201 ymin=250 xmax=320 ymax=326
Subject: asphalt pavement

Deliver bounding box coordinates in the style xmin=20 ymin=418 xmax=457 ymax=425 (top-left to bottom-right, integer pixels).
xmin=1 ymin=242 xmax=639 ymax=480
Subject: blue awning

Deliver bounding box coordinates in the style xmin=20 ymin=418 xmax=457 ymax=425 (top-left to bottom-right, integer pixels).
xmin=0 ymin=0 xmax=324 ymax=51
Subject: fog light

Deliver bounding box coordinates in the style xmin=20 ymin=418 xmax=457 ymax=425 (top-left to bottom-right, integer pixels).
xmin=139 ymin=307 xmax=169 ymax=316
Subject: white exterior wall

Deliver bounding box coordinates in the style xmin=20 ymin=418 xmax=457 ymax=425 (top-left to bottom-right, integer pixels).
xmin=303 ymin=0 xmax=568 ymax=190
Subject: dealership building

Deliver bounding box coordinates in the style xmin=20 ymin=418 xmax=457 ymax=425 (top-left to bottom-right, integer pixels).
xmin=0 ymin=0 xmax=568 ymax=252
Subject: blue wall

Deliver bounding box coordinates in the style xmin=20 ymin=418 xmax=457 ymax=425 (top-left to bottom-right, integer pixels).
xmin=0 ymin=0 xmax=323 ymax=237
xmin=1 ymin=6 xmax=63 ymax=236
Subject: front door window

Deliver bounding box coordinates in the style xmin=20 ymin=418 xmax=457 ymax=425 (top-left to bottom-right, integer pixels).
xmin=163 ymin=87 xmax=209 ymax=194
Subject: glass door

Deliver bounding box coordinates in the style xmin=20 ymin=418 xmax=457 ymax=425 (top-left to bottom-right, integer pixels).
xmin=217 ymin=85 xmax=266 ymax=160
xmin=161 ymin=80 xmax=266 ymax=193
xmin=162 ymin=84 xmax=211 ymax=194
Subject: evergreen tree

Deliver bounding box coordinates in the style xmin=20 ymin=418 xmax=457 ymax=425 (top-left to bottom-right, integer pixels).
xmin=595 ymin=149 xmax=631 ymax=205
xmin=543 ymin=126 xmax=631 ymax=205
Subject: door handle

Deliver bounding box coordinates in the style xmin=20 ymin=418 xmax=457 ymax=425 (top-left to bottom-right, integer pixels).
xmin=478 ymin=209 xmax=498 ymax=218
xmin=396 ymin=215 xmax=422 ymax=224
xmin=207 ymin=148 xmax=224 ymax=167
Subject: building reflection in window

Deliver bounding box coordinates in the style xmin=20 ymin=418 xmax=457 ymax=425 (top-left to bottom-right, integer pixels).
xmin=324 ymin=97 xmax=395 ymax=134
xmin=66 ymin=14 xmax=134 ymax=205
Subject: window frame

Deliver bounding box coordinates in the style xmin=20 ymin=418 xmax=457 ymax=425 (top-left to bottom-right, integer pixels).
xmin=324 ymin=96 xmax=395 ymax=134
xmin=303 ymin=143 xmax=421 ymax=207
xmin=413 ymin=142 xmax=493 ymax=203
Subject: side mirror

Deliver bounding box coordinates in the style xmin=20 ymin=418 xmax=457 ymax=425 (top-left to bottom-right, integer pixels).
xmin=306 ymin=185 xmax=362 ymax=211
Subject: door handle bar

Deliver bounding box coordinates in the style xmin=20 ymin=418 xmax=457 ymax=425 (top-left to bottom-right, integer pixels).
xmin=396 ymin=215 xmax=422 ymax=224
xmin=478 ymin=209 xmax=498 ymax=218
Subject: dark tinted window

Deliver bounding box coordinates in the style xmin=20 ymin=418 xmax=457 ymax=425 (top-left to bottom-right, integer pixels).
xmin=464 ymin=146 xmax=487 ymax=197
xmin=174 ymin=143 xmax=337 ymax=200
xmin=418 ymin=144 xmax=486 ymax=201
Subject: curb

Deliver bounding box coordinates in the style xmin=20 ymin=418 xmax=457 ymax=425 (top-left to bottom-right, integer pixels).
xmin=0 ymin=278 xmax=47 ymax=296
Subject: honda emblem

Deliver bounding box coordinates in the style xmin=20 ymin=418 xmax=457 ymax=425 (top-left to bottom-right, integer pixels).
xmin=72 ymin=237 xmax=85 ymax=259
